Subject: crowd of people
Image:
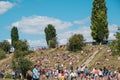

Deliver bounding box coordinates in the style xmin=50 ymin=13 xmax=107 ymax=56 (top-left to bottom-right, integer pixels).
xmin=25 ymin=46 xmax=120 ymax=80
xmin=26 ymin=60 xmax=120 ymax=80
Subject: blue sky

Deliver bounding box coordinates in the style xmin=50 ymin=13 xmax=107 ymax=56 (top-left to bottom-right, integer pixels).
xmin=0 ymin=0 xmax=120 ymax=47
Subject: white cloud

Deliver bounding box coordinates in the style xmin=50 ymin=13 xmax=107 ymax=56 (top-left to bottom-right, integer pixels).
xmin=11 ymin=15 xmax=73 ymax=35
xmin=108 ymin=24 xmax=118 ymax=32
xmin=57 ymin=26 xmax=92 ymax=45
xmin=10 ymin=15 xmax=73 ymax=47
xmin=57 ymin=31 xmax=74 ymax=45
xmin=0 ymin=1 xmax=14 ymax=15
xmin=9 ymin=15 xmax=118 ymax=47
xmin=28 ymin=39 xmax=47 ymax=47
xmin=58 ymin=24 xmax=118 ymax=45
xmin=74 ymin=17 xmax=90 ymax=24
xmin=6 ymin=39 xmax=11 ymax=44
xmin=108 ymin=24 xmax=118 ymax=40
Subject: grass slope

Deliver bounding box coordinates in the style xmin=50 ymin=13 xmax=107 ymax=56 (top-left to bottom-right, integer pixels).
xmin=0 ymin=45 xmax=119 ymax=75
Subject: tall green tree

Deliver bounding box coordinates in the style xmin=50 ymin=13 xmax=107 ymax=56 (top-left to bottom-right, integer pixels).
xmin=44 ymin=24 xmax=57 ymax=48
xmin=11 ymin=26 xmax=19 ymax=48
xmin=67 ymin=34 xmax=84 ymax=51
xmin=90 ymin=0 xmax=109 ymax=43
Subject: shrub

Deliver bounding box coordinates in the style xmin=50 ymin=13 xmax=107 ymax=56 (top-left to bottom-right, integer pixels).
xmin=13 ymin=50 xmax=33 ymax=58
xmin=0 ymin=49 xmax=6 ymax=60
xmin=19 ymin=57 xmax=33 ymax=77
xmin=14 ymin=40 xmax=29 ymax=51
xmin=67 ymin=34 xmax=84 ymax=52
xmin=12 ymin=57 xmax=33 ymax=78
xmin=0 ymin=40 xmax=10 ymax=52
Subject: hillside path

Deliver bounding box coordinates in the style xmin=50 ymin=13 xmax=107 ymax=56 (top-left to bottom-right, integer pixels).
xmin=0 ymin=54 xmax=13 ymax=66
xmin=81 ymin=49 xmax=100 ymax=67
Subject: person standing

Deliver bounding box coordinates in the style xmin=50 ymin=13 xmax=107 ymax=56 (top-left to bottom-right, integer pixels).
xmin=32 ymin=65 xmax=40 ymax=80
xmin=103 ymin=67 xmax=109 ymax=80
xmin=26 ymin=70 xmax=33 ymax=80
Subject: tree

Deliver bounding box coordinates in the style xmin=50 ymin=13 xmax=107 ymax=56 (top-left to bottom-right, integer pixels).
xmin=11 ymin=26 xmax=19 ymax=48
xmin=12 ymin=57 xmax=33 ymax=78
xmin=0 ymin=40 xmax=11 ymax=52
xmin=44 ymin=24 xmax=57 ymax=48
xmin=14 ymin=40 xmax=29 ymax=51
xmin=18 ymin=57 xmax=33 ymax=77
xmin=90 ymin=0 xmax=109 ymax=43
xmin=110 ymin=27 xmax=120 ymax=55
xmin=67 ymin=34 xmax=84 ymax=51
xmin=49 ymin=38 xmax=57 ymax=48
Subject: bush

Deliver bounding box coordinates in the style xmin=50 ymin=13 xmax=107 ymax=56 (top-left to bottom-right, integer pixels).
xmin=26 ymin=50 xmax=34 ymax=54
xmin=14 ymin=40 xmax=29 ymax=51
xmin=0 ymin=49 xmax=6 ymax=60
xmin=0 ymin=40 xmax=11 ymax=52
xmin=67 ymin=34 xmax=84 ymax=52
xmin=13 ymin=50 xmax=33 ymax=58
xmin=12 ymin=57 xmax=33 ymax=78
xmin=19 ymin=58 xmax=33 ymax=78
xmin=49 ymin=38 xmax=57 ymax=48
xmin=112 ymin=51 xmax=120 ymax=56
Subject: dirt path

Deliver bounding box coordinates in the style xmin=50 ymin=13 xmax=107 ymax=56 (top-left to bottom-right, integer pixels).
xmin=79 ymin=46 xmax=104 ymax=67
xmin=82 ymin=50 xmax=99 ymax=67
xmin=0 ymin=54 xmax=13 ymax=67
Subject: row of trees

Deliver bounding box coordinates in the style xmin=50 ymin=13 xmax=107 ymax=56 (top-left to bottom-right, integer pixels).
xmin=1 ymin=0 xmax=119 ymax=53
xmin=44 ymin=0 xmax=109 ymax=49
xmin=0 ymin=0 xmax=109 ymax=53
xmin=10 ymin=26 xmax=84 ymax=78
xmin=44 ymin=24 xmax=84 ymax=51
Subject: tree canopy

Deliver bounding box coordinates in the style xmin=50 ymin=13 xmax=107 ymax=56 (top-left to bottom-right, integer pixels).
xmin=67 ymin=34 xmax=84 ymax=51
xmin=0 ymin=40 xmax=11 ymax=52
xmin=11 ymin=26 xmax=19 ymax=48
xmin=90 ymin=0 xmax=109 ymax=43
xmin=44 ymin=24 xmax=57 ymax=48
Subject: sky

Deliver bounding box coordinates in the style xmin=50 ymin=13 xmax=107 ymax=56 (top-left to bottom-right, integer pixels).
xmin=0 ymin=0 xmax=120 ymax=47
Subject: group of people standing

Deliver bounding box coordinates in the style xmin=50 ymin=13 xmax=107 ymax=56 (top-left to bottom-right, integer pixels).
xmin=25 ymin=60 xmax=120 ymax=80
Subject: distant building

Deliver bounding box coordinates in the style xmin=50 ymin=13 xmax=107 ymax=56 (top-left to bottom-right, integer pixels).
xmin=84 ymin=41 xmax=96 ymax=46
xmin=84 ymin=40 xmax=114 ymax=46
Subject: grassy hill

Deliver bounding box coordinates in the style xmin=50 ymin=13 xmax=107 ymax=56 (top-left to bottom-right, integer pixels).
xmin=0 ymin=45 xmax=120 ymax=75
